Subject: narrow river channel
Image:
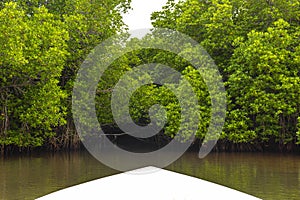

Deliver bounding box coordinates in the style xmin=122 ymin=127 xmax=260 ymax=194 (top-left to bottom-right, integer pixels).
xmin=1 ymin=151 xmax=299 ymax=199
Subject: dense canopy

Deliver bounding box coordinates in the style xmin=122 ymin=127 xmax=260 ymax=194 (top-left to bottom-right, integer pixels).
xmin=0 ymin=0 xmax=299 ymax=153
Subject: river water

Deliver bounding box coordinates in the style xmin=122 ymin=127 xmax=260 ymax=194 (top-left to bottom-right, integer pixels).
xmin=1 ymin=151 xmax=299 ymax=199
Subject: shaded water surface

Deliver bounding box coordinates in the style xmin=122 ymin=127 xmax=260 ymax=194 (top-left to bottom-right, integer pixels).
xmin=1 ymin=151 xmax=299 ymax=199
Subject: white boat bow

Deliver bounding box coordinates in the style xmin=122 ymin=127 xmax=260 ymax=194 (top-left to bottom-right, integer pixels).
xmin=37 ymin=166 xmax=261 ymax=200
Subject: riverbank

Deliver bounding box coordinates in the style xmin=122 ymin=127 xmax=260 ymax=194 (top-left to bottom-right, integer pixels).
xmin=1 ymin=134 xmax=300 ymax=157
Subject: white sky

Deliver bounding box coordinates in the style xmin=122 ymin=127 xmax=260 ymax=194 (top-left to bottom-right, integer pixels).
xmin=122 ymin=0 xmax=169 ymax=30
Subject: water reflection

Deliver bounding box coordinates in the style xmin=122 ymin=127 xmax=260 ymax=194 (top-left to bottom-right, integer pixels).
xmin=1 ymin=151 xmax=299 ymax=199
xmin=0 ymin=152 xmax=118 ymax=200
xmin=167 ymin=153 xmax=300 ymax=200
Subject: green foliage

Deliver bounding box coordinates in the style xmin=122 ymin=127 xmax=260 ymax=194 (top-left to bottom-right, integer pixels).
xmin=0 ymin=2 xmax=68 ymax=147
xmin=1 ymin=0 xmax=299 ymax=150
xmin=297 ymin=117 xmax=300 ymax=144
xmin=151 ymin=0 xmax=300 ymax=146
xmin=152 ymin=0 xmax=300 ymax=70
xmin=0 ymin=0 xmax=131 ymax=149
xmin=82 ymin=0 xmax=300 ymax=146
xmin=94 ymin=43 xmax=211 ymax=143
xmin=226 ymin=19 xmax=300 ymax=144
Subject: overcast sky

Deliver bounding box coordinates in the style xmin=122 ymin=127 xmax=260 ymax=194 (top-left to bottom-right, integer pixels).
xmin=122 ymin=0 xmax=170 ymax=30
